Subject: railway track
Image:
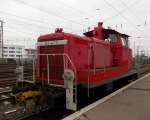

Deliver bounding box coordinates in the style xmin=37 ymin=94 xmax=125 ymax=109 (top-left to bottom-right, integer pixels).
xmin=0 ymin=64 xmax=17 ymax=88
xmin=0 ymin=65 xmax=150 ymax=120
xmin=0 ymin=64 xmax=33 ymax=88
xmin=0 ymin=90 xmax=12 ymax=101
xmin=0 ymin=87 xmax=12 ymax=99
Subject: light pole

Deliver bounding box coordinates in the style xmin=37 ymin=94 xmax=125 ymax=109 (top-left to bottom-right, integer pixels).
xmin=84 ymin=17 xmax=90 ymax=32
xmin=0 ymin=19 xmax=4 ymax=59
xmin=96 ymin=8 xmax=100 ymax=22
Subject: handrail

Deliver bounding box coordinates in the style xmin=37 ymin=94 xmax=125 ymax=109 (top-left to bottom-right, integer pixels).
xmin=64 ymin=54 xmax=77 ymax=104
xmin=27 ymin=53 xmax=78 ymax=105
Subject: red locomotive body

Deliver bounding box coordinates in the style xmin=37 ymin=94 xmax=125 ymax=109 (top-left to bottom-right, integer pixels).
xmin=36 ymin=22 xmax=133 ymax=89
xmin=12 ymin=22 xmax=138 ymax=112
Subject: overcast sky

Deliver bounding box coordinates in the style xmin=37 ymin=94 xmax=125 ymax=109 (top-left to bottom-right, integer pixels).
xmin=0 ymin=0 xmax=150 ymax=53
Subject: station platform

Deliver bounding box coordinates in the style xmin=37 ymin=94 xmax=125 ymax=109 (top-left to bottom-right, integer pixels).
xmin=63 ymin=73 xmax=150 ymax=120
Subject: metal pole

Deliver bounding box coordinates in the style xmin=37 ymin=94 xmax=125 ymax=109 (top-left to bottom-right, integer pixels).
xmin=0 ymin=24 xmax=2 ymax=58
xmin=137 ymin=46 xmax=140 ymax=65
xmin=133 ymin=41 xmax=135 ymax=65
xmin=1 ymin=20 xmax=3 ymax=59
xmin=47 ymin=55 xmax=50 ymax=84
xmin=32 ymin=54 xmax=36 ymax=82
xmin=0 ymin=20 xmax=4 ymax=59
xmin=147 ymin=52 xmax=149 ymax=64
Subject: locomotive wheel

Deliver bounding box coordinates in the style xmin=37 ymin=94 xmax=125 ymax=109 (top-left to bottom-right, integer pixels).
xmin=24 ymin=96 xmax=44 ymax=114
xmin=25 ymin=98 xmax=36 ymax=113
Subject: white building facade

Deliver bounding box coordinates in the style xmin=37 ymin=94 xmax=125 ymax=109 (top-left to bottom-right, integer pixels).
xmin=3 ymin=44 xmax=26 ymax=59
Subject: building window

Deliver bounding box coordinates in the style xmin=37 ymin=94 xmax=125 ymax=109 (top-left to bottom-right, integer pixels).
xmin=4 ymin=47 xmax=8 ymax=49
xmin=17 ymin=48 xmax=22 ymax=50
xmin=16 ymin=51 xmax=22 ymax=53
xmin=9 ymin=47 xmax=15 ymax=49
xmin=16 ymin=55 xmax=22 ymax=57
xmin=9 ymin=51 xmax=15 ymax=53
xmin=9 ymin=55 xmax=15 ymax=57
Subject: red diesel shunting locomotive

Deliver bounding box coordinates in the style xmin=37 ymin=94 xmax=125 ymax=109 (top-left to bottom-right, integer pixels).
xmin=37 ymin=22 xmax=135 ymax=86
xmin=34 ymin=22 xmax=137 ymax=110
xmin=13 ymin=22 xmax=137 ymax=112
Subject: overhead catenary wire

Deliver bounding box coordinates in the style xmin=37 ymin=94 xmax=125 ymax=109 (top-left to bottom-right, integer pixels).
xmin=119 ymin=0 xmax=143 ymax=23
xmin=13 ymin=0 xmax=85 ymax=27
xmin=3 ymin=0 xmax=142 ymax=36
xmin=103 ymin=0 xmax=141 ymax=22
xmin=56 ymin=0 xmax=93 ymax=17
xmin=103 ymin=0 xmax=143 ymax=34
xmin=0 ymin=11 xmax=81 ymax=32
xmin=89 ymin=0 xmax=142 ymax=31
xmin=2 ymin=0 xmax=148 ymax=43
xmin=5 ymin=28 xmax=36 ymax=37
xmin=0 ymin=10 xmax=51 ymax=26
xmin=0 ymin=14 xmax=83 ymax=38
xmin=1 ymin=0 xmax=89 ymax=37
xmin=4 ymin=29 xmax=36 ymax=45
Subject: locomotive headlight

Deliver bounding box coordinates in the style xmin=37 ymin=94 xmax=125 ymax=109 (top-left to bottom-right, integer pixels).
xmin=63 ymin=69 xmax=74 ymax=81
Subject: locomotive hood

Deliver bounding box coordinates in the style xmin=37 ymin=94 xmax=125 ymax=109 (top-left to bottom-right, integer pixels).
xmin=38 ymin=29 xmax=91 ymax=43
xmin=38 ymin=32 xmax=65 ymax=42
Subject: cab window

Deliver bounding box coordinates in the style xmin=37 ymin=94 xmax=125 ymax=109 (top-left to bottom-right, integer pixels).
xmin=109 ymin=34 xmax=118 ymax=42
xmin=121 ymin=37 xmax=128 ymax=46
xmin=105 ymin=34 xmax=118 ymax=42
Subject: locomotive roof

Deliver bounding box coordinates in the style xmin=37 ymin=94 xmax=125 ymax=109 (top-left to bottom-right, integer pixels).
xmin=83 ymin=26 xmax=130 ymax=38
xmin=38 ymin=22 xmax=130 ymax=41
xmin=103 ymin=28 xmax=130 ymax=37
xmin=38 ymin=32 xmax=91 ymax=42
